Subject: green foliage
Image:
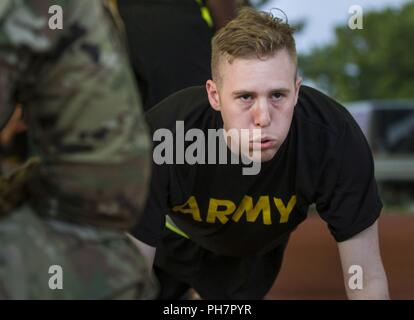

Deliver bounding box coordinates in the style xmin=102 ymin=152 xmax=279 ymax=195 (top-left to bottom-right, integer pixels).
xmin=299 ymin=1 xmax=414 ymax=102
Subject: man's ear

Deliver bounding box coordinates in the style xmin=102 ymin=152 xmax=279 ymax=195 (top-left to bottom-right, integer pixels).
xmin=206 ymin=80 xmax=221 ymax=111
xmin=294 ymin=76 xmax=302 ymax=105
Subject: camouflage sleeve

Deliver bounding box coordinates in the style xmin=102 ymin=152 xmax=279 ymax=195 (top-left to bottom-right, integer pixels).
xmin=0 ymin=0 xmax=151 ymax=230
xmin=0 ymin=0 xmax=15 ymax=128
xmin=0 ymin=0 xmax=37 ymax=129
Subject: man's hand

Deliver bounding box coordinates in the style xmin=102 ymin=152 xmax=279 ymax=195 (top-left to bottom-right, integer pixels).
xmin=0 ymin=106 xmax=26 ymax=147
xmin=337 ymin=220 xmax=390 ymax=299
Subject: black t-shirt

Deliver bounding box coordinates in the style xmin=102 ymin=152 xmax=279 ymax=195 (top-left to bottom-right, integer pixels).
xmin=133 ymin=85 xmax=382 ymax=257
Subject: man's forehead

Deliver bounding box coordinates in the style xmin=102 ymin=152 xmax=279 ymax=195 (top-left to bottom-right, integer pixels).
xmin=224 ymin=54 xmax=293 ymax=73
xmin=218 ymin=52 xmax=297 ymax=90
xmin=219 ymin=49 xmax=295 ymax=69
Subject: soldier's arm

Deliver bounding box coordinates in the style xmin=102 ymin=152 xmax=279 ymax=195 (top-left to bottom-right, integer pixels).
xmin=206 ymin=0 xmax=238 ymax=31
xmin=337 ymin=220 xmax=389 ymax=299
xmin=127 ymin=234 xmax=156 ymax=270
xmin=0 ymin=1 xmax=34 ymax=175
xmin=0 ymin=1 xmax=20 ymax=134
xmin=1 ymin=0 xmax=152 ymax=229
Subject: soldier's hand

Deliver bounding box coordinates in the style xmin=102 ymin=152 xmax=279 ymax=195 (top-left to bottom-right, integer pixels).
xmin=0 ymin=106 xmax=26 ymax=147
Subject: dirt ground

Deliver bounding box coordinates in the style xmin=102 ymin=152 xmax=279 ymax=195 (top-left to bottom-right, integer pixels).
xmin=266 ymin=212 xmax=414 ymax=300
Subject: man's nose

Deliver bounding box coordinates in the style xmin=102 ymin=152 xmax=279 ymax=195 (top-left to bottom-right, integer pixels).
xmin=253 ymin=99 xmax=271 ymax=127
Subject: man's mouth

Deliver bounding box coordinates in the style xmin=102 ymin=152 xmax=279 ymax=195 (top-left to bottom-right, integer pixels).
xmin=250 ymin=137 xmax=277 ymax=150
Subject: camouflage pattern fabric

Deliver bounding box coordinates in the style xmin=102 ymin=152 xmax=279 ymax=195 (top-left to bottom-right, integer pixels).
xmin=0 ymin=206 xmax=157 ymax=299
xmin=0 ymin=0 xmax=156 ymax=299
xmin=0 ymin=0 xmax=151 ymax=229
xmin=0 ymin=157 xmax=40 ymax=217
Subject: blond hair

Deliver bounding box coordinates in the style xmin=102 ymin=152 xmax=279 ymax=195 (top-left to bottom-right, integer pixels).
xmin=211 ymin=8 xmax=297 ymax=83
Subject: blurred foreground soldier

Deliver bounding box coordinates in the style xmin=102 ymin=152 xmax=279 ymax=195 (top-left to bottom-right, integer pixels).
xmin=0 ymin=0 xmax=155 ymax=299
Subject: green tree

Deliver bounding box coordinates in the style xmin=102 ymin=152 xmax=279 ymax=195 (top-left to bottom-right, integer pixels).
xmin=299 ymin=1 xmax=414 ymax=102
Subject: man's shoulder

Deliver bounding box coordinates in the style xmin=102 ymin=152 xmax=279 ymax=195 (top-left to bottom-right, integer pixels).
xmin=296 ymin=85 xmax=356 ymax=137
xmin=145 ymin=86 xmax=211 ymax=132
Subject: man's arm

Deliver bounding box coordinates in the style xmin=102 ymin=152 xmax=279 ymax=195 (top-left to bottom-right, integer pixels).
xmin=206 ymin=0 xmax=237 ymax=31
xmin=127 ymin=234 xmax=156 ymax=270
xmin=337 ymin=220 xmax=389 ymax=299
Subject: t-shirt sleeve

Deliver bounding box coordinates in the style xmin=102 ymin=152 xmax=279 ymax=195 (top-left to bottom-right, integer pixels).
xmin=315 ymin=116 xmax=383 ymax=242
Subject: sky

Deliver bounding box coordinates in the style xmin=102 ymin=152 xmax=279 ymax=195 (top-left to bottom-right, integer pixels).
xmin=261 ymin=0 xmax=410 ymax=53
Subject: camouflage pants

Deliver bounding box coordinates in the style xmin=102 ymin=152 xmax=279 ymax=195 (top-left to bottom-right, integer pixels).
xmin=0 ymin=205 xmax=158 ymax=299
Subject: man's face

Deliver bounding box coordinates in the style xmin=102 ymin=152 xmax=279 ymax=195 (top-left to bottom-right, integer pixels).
xmin=206 ymin=49 xmax=302 ymax=162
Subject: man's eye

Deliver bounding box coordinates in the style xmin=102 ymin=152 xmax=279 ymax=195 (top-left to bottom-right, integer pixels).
xmin=239 ymin=94 xmax=252 ymax=101
xmin=271 ymin=93 xmax=284 ymax=100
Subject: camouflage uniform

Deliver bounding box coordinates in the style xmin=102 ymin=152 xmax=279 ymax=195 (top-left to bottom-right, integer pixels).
xmin=0 ymin=0 xmax=156 ymax=299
